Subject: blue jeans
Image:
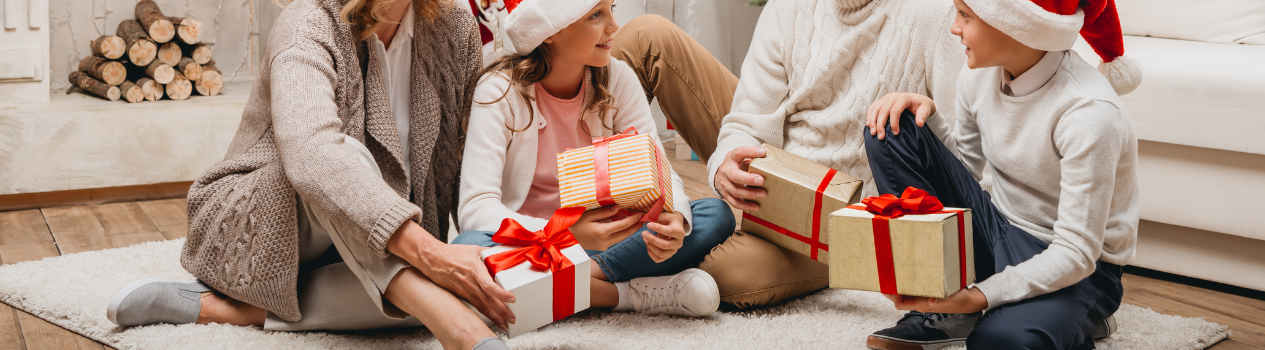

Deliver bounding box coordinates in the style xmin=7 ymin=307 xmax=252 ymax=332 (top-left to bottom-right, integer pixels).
xmin=864 ymin=111 xmax=1123 ymax=350
xmin=452 ymin=198 xmax=735 ymax=282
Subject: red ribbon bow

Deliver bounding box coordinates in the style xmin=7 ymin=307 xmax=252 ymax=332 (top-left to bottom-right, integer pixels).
xmin=860 ymin=187 xmax=944 ymax=219
xmin=484 ymin=207 xmax=586 ymax=321
xmin=848 ymin=187 xmax=968 ymax=295
xmin=590 ymin=127 xmax=667 ymax=222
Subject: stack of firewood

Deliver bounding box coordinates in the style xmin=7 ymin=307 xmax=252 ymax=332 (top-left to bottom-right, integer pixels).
xmin=70 ymin=0 xmax=223 ymax=102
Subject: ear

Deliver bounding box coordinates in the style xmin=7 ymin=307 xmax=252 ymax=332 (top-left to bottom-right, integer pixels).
xmin=544 ymin=36 xmax=554 ymax=44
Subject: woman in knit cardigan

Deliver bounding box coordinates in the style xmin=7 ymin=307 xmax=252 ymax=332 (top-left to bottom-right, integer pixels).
xmin=105 ymin=0 xmax=512 ymax=349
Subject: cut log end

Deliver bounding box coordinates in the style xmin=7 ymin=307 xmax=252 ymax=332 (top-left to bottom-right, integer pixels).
xmin=197 ymin=70 xmax=223 ymax=96
xmin=188 ymin=44 xmax=213 ymax=65
xmin=91 ymin=35 xmax=126 ymax=59
xmin=165 ymin=72 xmax=193 ymax=100
xmin=128 ymin=40 xmax=157 ymax=67
xmin=120 ymin=81 xmax=145 ymax=103
xmin=135 ymin=0 xmax=175 ymax=43
xmin=78 ymin=56 xmax=127 ymax=86
xmin=69 ymin=71 xmax=121 ymax=101
xmin=171 ymin=17 xmax=203 ymax=44
xmin=145 ymin=61 xmax=175 ymax=84
xmin=178 ymin=57 xmax=203 ymax=82
xmin=136 ymin=77 xmax=162 ymax=101
xmin=157 ymin=42 xmax=181 ymax=67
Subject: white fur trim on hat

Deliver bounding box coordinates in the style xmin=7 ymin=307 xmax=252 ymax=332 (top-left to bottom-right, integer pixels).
xmin=504 ymin=0 xmax=602 ymax=56
xmin=1098 ymin=55 xmax=1142 ymax=95
xmin=961 ymin=0 xmax=1084 ymax=51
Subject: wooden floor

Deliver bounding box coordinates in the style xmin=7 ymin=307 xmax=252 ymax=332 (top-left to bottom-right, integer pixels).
xmin=0 ymin=145 xmax=1262 ymax=349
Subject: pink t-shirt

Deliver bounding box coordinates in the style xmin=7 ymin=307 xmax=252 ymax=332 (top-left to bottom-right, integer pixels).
xmin=516 ymin=82 xmax=594 ymax=219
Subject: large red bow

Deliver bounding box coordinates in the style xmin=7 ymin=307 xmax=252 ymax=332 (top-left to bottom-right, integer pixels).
xmin=484 ymin=207 xmax=587 ymax=322
xmin=860 ymin=187 xmax=944 ymax=219
xmin=485 ymin=207 xmax=585 ymax=274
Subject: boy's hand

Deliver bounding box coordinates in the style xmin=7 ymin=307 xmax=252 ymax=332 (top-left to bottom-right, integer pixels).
xmin=867 ymin=92 xmax=937 ymax=140
xmin=644 ymin=212 xmax=687 ymax=263
xmin=882 ymin=287 xmax=988 ymax=314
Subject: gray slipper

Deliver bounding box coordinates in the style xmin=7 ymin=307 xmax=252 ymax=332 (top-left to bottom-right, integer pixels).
xmin=107 ymin=279 xmax=212 ymax=327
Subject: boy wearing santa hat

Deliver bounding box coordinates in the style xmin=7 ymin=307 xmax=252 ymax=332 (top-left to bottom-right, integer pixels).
xmin=860 ymin=0 xmax=1141 ymax=348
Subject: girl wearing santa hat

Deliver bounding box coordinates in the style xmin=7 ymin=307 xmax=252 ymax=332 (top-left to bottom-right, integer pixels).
xmin=454 ymin=0 xmax=736 ymax=319
xmin=862 ymin=0 xmax=1141 ymax=348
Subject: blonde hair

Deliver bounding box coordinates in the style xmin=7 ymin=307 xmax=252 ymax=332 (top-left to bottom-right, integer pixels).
xmin=274 ymin=0 xmax=452 ymax=40
xmin=476 ymin=45 xmax=619 ymax=135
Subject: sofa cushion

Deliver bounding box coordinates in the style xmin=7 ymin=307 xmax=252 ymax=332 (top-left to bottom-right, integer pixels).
xmin=1073 ymin=35 xmax=1265 ymax=156
xmin=1117 ymin=0 xmax=1265 ymax=44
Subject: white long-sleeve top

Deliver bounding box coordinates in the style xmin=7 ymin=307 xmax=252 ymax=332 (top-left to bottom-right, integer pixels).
xmin=954 ymin=51 xmax=1140 ymax=309
xmin=708 ymin=0 xmax=967 ymax=198
xmin=459 ymin=60 xmax=693 ymax=234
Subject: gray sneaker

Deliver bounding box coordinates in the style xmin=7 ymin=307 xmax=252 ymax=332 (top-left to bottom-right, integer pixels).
xmin=107 ymin=279 xmax=211 ymax=327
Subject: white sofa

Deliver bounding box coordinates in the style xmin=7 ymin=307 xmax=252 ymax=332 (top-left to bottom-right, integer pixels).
xmin=1070 ymin=0 xmax=1265 ymax=291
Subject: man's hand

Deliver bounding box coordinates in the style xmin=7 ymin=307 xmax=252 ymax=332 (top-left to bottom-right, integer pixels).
xmin=882 ymin=287 xmax=988 ymax=314
xmin=714 ymin=146 xmax=767 ymax=212
xmin=387 ymin=222 xmax=517 ymax=330
xmin=569 ymin=206 xmax=642 ymax=251
xmin=643 ymin=212 xmax=687 ymax=263
xmin=867 ymin=92 xmax=938 ymax=140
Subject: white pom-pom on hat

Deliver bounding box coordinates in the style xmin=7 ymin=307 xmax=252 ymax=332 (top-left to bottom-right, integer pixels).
xmin=1097 ymin=55 xmax=1142 ymax=95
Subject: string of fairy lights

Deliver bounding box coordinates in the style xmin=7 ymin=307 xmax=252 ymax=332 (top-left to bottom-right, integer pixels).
xmin=54 ymin=0 xmax=249 ymax=90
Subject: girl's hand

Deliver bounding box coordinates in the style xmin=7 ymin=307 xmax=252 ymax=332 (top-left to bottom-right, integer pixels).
xmin=643 ymin=212 xmax=686 ymax=263
xmin=882 ymin=287 xmax=989 ymax=314
xmin=867 ymin=92 xmax=937 ymax=140
xmin=569 ymin=206 xmax=641 ymax=251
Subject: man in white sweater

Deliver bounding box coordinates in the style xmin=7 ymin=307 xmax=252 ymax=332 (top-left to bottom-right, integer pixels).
xmin=613 ymin=0 xmax=968 ymax=308
xmin=860 ymin=0 xmax=1141 ymax=348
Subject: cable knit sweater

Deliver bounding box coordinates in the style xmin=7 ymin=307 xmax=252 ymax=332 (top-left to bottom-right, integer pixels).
xmin=708 ymin=0 xmax=966 ymax=198
xmin=181 ymin=0 xmax=481 ymax=322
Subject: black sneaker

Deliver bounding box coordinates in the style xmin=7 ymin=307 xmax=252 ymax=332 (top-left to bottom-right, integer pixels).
xmin=866 ymin=311 xmax=980 ymax=350
xmin=1091 ymin=315 xmax=1116 ymax=340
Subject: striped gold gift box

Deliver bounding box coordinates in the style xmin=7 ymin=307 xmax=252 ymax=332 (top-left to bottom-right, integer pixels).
xmin=557 ymin=133 xmax=674 ymax=214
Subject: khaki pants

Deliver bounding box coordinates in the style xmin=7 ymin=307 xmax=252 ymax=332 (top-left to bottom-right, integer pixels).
xmin=612 ymin=15 xmax=830 ymax=309
xmin=263 ymin=135 xmax=424 ymax=331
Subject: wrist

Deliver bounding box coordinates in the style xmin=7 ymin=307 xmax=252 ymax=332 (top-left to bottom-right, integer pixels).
xmin=386 ymin=220 xmax=438 ymax=266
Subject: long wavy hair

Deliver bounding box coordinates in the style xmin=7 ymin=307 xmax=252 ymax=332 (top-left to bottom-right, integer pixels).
xmin=274 ymin=0 xmax=452 ymax=40
xmin=475 ymin=44 xmax=618 ymax=135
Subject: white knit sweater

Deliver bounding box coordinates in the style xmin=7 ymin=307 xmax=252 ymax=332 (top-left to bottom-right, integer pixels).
xmin=459 ymin=60 xmax=693 ymax=234
xmin=957 ymin=52 xmax=1139 ymax=309
xmin=708 ymin=0 xmax=966 ymax=198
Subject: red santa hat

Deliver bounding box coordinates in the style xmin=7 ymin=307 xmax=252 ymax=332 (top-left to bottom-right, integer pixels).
xmin=961 ymin=0 xmax=1142 ymax=95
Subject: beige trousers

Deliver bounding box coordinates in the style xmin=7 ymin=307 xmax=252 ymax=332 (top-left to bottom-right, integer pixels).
xmin=612 ymin=15 xmax=830 ymax=309
xmin=263 ymin=135 xmax=424 ymax=331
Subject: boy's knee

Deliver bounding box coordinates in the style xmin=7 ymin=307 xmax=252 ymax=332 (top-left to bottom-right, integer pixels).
xmin=864 ymin=110 xmax=926 ymax=150
xmin=969 ymin=318 xmax=1054 ymax=350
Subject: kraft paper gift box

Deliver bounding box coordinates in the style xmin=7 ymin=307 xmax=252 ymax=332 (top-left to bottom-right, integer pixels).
xmin=828 ymin=187 xmax=975 ymax=299
xmin=740 ymin=144 xmax=864 ymax=263
xmin=477 ymin=208 xmax=591 ymax=337
xmin=557 ymin=128 xmax=675 ymax=216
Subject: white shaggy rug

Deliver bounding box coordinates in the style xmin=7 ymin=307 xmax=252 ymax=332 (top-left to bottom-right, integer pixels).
xmin=0 ymin=239 xmax=1230 ymax=350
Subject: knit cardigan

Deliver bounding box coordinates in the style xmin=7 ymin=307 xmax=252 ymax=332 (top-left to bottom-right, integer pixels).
xmin=708 ymin=0 xmax=967 ymax=198
xmin=459 ymin=60 xmax=693 ymax=234
xmin=181 ymin=0 xmax=481 ymax=322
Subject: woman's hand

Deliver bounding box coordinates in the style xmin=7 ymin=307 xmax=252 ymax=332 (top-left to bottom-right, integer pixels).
xmin=882 ymin=287 xmax=988 ymax=314
xmin=867 ymin=92 xmax=938 ymax=140
xmin=387 ymin=222 xmax=517 ymax=331
xmin=569 ymin=206 xmax=641 ymax=251
xmin=643 ymin=212 xmax=686 ymax=263
xmin=714 ymin=146 xmax=767 ymax=212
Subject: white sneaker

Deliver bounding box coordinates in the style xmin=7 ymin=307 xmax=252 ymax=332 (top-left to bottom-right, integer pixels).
xmin=629 ymin=268 xmax=720 ymax=317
